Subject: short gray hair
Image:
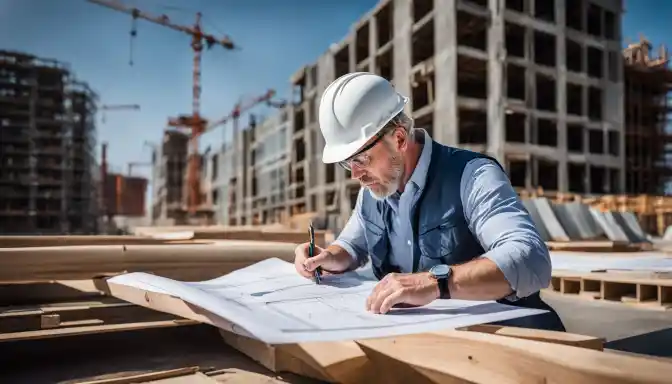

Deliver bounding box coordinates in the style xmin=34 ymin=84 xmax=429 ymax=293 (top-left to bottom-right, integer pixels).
xmin=381 ymin=111 xmax=414 ymax=135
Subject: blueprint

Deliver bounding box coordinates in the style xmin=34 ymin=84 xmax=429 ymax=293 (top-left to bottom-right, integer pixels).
xmin=108 ymin=258 xmax=547 ymax=344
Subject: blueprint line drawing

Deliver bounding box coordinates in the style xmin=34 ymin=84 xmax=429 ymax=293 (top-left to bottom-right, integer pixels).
xmin=108 ymin=258 xmax=547 ymax=344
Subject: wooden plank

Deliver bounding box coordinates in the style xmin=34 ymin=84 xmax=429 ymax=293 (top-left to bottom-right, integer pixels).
xmin=0 ymin=279 xmax=106 ymax=305
xmin=76 ymin=366 xmax=202 ymax=384
xmin=206 ymin=368 xmax=305 ymax=383
xmin=218 ymin=330 xmax=375 ymax=384
xmin=132 ymin=226 xmax=326 ymax=246
xmin=355 ymin=331 xmax=672 ymax=383
xmin=0 ymin=235 xmax=194 ymax=248
xmin=0 ymin=241 xmax=297 ymax=282
xmin=146 ymin=372 xmax=218 ymax=383
xmin=0 ymin=299 xmax=178 ymax=332
xmin=0 ymin=230 xmax=326 ymax=248
xmin=546 ymin=240 xmax=641 ymax=252
xmin=0 ymin=319 xmax=198 ymax=342
xmin=457 ymin=324 xmax=605 ymax=351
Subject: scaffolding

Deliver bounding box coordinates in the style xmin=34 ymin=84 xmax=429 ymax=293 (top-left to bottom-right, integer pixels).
xmin=623 ymin=37 xmax=672 ymax=195
xmin=0 ymin=50 xmax=99 ymax=234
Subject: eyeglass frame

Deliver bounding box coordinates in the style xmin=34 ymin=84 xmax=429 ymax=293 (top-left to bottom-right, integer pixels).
xmin=337 ymin=126 xmax=398 ymax=171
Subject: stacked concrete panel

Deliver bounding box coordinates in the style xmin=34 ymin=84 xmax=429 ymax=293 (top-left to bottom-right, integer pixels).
xmin=523 ymin=197 xmax=650 ymax=244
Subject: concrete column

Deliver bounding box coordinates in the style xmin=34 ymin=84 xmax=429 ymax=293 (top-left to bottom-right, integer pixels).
xmin=369 ymin=16 xmax=377 ymax=73
xmin=487 ymin=0 xmax=505 ymax=163
xmin=392 ymin=0 xmax=412 ymax=102
xmin=433 ymin=0 xmax=458 ymax=145
xmin=556 ymin=0 xmax=568 ymax=192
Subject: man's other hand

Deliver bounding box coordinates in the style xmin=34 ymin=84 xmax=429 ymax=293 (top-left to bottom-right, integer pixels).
xmin=366 ymin=272 xmax=440 ymax=314
xmin=293 ymin=242 xmax=350 ymax=279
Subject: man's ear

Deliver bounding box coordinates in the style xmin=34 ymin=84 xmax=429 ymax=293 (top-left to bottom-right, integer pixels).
xmin=395 ymin=127 xmax=409 ymax=151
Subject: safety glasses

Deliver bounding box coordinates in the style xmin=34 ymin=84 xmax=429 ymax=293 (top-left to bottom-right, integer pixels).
xmin=338 ymin=131 xmax=387 ymax=171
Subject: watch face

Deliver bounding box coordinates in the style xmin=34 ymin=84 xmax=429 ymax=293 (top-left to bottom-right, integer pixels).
xmin=430 ymin=264 xmax=450 ymax=277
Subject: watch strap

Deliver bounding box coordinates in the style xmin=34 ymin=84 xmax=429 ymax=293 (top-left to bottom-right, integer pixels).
xmin=437 ymin=276 xmax=450 ymax=299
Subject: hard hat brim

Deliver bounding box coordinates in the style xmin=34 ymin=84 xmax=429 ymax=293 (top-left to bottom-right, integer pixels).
xmin=322 ymin=135 xmax=374 ymax=164
xmin=321 ymin=95 xmax=409 ymax=164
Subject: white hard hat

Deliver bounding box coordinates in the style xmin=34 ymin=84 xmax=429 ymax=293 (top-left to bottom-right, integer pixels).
xmin=318 ymin=72 xmax=408 ymax=164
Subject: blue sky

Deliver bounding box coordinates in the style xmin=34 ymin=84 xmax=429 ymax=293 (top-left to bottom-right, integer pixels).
xmin=0 ymin=0 xmax=669 ymax=198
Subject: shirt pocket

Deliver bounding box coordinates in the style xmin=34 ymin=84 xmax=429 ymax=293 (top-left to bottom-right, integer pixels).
xmin=362 ymin=217 xmax=388 ymax=257
xmin=418 ymin=219 xmax=459 ymax=260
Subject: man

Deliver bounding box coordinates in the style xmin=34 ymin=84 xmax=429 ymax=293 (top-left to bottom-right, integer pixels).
xmin=293 ymin=72 xmax=565 ymax=331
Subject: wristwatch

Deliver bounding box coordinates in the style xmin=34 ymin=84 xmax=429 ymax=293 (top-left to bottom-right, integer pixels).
xmin=429 ymin=264 xmax=452 ymax=299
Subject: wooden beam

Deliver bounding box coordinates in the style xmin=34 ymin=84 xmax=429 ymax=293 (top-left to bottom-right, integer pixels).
xmin=355 ymin=331 xmax=672 ymax=383
xmin=0 ymin=241 xmax=297 ymax=282
xmin=457 ymin=324 xmax=605 ymax=351
xmin=75 ymin=366 xmax=203 ymax=384
xmin=0 ymin=319 xmax=198 ymax=343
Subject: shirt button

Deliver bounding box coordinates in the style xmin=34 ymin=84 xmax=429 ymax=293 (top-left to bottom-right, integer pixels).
xmin=407 ymin=240 xmax=412 ymax=246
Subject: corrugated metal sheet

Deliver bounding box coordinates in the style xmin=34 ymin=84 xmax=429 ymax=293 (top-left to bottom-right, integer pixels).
xmin=104 ymin=174 xmax=147 ymax=217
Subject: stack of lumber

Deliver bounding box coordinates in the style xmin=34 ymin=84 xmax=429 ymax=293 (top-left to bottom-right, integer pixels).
xmin=0 ymin=239 xmax=297 ymax=282
xmin=1 ymin=238 xmax=672 ymax=382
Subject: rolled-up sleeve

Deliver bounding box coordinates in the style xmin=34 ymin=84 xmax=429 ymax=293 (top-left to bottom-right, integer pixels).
xmin=331 ymin=188 xmax=369 ymax=267
xmin=461 ymin=158 xmax=552 ymax=299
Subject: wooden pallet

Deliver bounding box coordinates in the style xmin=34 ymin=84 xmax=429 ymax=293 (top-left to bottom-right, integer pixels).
xmin=548 ymin=270 xmax=672 ymax=310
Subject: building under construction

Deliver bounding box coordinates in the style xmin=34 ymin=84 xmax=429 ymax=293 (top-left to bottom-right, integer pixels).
xmin=278 ymin=0 xmax=626 ymax=227
xmin=150 ymin=130 xmax=189 ymax=225
xmin=200 ymin=0 xmax=672 ymax=230
xmin=622 ymin=37 xmax=672 ymax=195
xmin=0 ymin=50 xmax=100 ymax=234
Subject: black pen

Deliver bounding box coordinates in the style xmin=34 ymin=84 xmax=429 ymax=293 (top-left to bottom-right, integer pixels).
xmin=308 ymin=223 xmax=322 ymax=284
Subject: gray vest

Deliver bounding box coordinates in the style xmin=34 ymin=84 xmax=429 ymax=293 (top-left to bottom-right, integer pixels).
xmin=360 ymin=141 xmax=502 ymax=280
xmin=357 ymin=142 xmax=567 ymax=331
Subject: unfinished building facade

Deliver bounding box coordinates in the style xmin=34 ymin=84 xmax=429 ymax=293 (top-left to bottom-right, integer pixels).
xmin=0 ymin=50 xmax=100 ymax=234
xmin=247 ymin=111 xmax=291 ymax=225
xmin=150 ymin=130 xmax=189 ymax=225
xmin=204 ymin=111 xmax=292 ymax=226
xmin=622 ymin=38 xmax=672 ymax=194
xmin=284 ymin=0 xmax=626 ymax=229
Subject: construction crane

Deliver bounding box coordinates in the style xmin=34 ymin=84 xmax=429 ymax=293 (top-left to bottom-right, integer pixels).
xmin=100 ymin=103 xmax=140 ymax=123
xmin=87 ymin=0 xmax=237 ymax=216
xmin=206 ymin=89 xmax=280 ymax=142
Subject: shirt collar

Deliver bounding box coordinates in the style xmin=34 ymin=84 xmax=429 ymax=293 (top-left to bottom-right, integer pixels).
xmin=407 ymin=128 xmax=432 ymax=192
xmin=386 ymin=128 xmax=433 ymax=203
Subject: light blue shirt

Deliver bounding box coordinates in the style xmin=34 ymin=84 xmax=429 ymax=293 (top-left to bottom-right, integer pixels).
xmin=332 ymin=129 xmax=551 ymax=299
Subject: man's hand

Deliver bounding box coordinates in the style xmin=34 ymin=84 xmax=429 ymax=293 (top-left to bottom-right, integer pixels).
xmin=293 ymin=242 xmax=353 ymax=279
xmin=366 ymin=272 xmax=440 ymax=314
